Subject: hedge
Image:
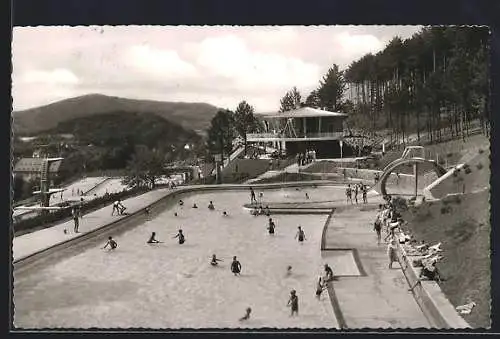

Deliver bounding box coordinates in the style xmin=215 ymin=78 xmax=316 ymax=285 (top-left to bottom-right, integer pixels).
xmin=12 ymin=184 xmax=161 ymax=235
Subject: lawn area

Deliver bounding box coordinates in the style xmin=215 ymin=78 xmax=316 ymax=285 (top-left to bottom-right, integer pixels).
xmin=400 ymin=189 xmax=491 ymax=328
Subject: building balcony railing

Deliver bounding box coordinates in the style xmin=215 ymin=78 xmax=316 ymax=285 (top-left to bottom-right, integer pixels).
xmin=247 ymin=131 xmax=344 ymax=141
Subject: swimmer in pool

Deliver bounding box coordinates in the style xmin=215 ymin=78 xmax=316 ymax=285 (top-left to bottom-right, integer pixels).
xmin=210 ymin=254 xmax=223 ymax=266
xmin=147 ymin=232 xmax=161 ymax=244
xmin=295 ymin=226 xmax=306 ymax=243
xmin=103 ymin=236 xmax=118 ymax=250
xmin=173 ymin=229 xmax=185 ymax=244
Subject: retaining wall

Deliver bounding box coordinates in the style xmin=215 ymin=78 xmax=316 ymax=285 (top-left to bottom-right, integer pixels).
xmin=394 ymin=241 xmax=470 ymax=328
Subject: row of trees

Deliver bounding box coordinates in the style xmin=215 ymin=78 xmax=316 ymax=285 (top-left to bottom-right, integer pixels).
xmin=276 ymin=26 xmax=489 ymax=146
xmin=343 ymin=26 xmax=489 ymax=143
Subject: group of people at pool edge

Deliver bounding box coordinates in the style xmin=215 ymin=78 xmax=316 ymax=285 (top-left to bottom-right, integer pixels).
xmin=374 ymin=194 xmax=443 ymax=284
xmin=345 ymin=182 xmax=369 ymax=204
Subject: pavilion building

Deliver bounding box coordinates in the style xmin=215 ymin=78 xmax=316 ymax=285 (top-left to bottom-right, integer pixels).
xmin=247 ymin=107 xmax=353 ymax=158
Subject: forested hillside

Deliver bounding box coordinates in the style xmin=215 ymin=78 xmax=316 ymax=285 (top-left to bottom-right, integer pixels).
xmin=343 ymin=26 xmax=489 ymax=143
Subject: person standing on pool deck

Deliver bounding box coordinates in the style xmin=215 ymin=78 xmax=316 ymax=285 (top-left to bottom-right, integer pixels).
xmin=250 ymin=187 xmax=257 ymax=204
xmin=268 ymin=218 xmax=276 ymax=235
xmin=362 ymin=184 xmax=368 ymax=204
xmin=287 ymin=290 xmax=299 ymax=316
xmin=231 ymin=256 xmax=242 ymax=276
xmin=112 ymin=200 xmax=120 ymax=216
xmin=354 ymin=184 xmax=359 ymax=204
xmin=345 ymin=185 xmax=352 ymax=204
xmin=295 ymin=226 xmax=306 ymax=243
xmin=72 ymin=207 xmax=80 ymax=233
xmin=103 ymin=236 xmax=118 ymax=250
xmin=173 ymin=229 xmax=185 ymax=244
xmin=387 ymin=239 xmax=398 ymax=269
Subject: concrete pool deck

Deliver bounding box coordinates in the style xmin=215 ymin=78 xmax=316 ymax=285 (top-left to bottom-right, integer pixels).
xmin=322 ymin=204 xmax=431 ymax=328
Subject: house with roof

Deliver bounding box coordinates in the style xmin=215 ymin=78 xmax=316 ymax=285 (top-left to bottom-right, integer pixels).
xmin=13 ymin=157 xmax=63 ymax=185
xmin=247 ymin=107 xmax=353 ymax=158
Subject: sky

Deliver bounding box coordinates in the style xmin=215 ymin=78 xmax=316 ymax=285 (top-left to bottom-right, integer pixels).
xmin=12 ymin=25 xmax=421 ymax=112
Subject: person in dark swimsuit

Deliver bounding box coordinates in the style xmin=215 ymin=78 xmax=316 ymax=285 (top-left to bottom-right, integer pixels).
xmin=316 ymin=276 xmax=326 ymax=299
xmin=345 ymin=185 xmax=352 ymax=204
xmin=287 ymin=290 xmax=299 ymax=316
xmin=324 ymin=264 xmax=334 ymax=281
xmin=179 ymin=200 xmax=184 ymax=206
xmin=222 ymin=211 xmax=229 ymax=217
xmin=210 ymin=254 xmax=223 ymax=266
xmin=231 ymin=256 xmax=242 ymax=276
xmin=147 ymin=232 xmax=161 ymax=244
xmin=208 ymin=201 xmax=215 ymax=210
xmin=173 ymin=229 xmax=185 ymax=244
xmin=192 ymin=203 xmax=198 ymax=208
xmin=250 ymin=187 xmax=257 ymax=204
xmin=295 ymin=226 xmax=306 ymax=243
xmin=268 ymin=218 xmax=276 ymax=235
xmin=103 ymin=236 xmax=117 ymax=250
xmin=239 ymin=307 xmax=252 ymax=321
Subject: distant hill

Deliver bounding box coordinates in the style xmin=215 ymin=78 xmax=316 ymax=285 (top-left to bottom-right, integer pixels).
xmin=12 ymin=94 xmax=220 ymax=136
xmin=43 ymin=111 xmax=202 ymax=148
xmin=34 ymin=111 xmax=204 ymax=174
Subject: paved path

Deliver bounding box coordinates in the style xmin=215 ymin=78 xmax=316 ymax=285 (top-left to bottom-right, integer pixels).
xmin=323 ymin=202 xmax=430 ymax=328
xmin=13 ymin=187 xmax=173 ymax=261
xmin=244 ymin=162 xmax=317 ymax=184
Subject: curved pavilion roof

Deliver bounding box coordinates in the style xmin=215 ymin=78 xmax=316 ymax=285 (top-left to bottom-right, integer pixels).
xmin=256 ymin=107 xmax=348 ymax=119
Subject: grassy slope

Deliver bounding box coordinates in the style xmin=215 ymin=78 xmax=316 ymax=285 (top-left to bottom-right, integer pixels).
xmin=401 ymin=190 xmax=491 ymax=328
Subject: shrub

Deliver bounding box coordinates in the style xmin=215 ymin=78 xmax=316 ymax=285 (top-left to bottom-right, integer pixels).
xmin=391 ymin=196 xmax=408 ymax=211
xmin=13 ymin=186 xmax=151 ymax=235
xmin=440 ymin=206 xmax=452 ymax=214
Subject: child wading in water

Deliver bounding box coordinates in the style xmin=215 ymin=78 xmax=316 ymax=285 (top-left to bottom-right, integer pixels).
xmin=173 ymin=229 xmax=185 ymax=244
xmin=231 ymin=256 xmax=242 ymax=276
xmin=268 ymin=218 xmax=276 ymax=235
xmin=316 ymin=276 xmax=326 ymax=300
xmin=295 ymin=226 xmax=306 ymax=243
xmin=210 ymin=254 xmax=223 ymax=266
xmin=103 ymin=236 xmax=118 ymax=250
xmin=287 ymin=290 xmax=299 ymax=316
xmin=147 ymin=232 xmax=161 ymax=244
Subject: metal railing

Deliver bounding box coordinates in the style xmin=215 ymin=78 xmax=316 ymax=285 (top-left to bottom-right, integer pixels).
xmin=247 ymin=131 xmax=344 ymax=140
